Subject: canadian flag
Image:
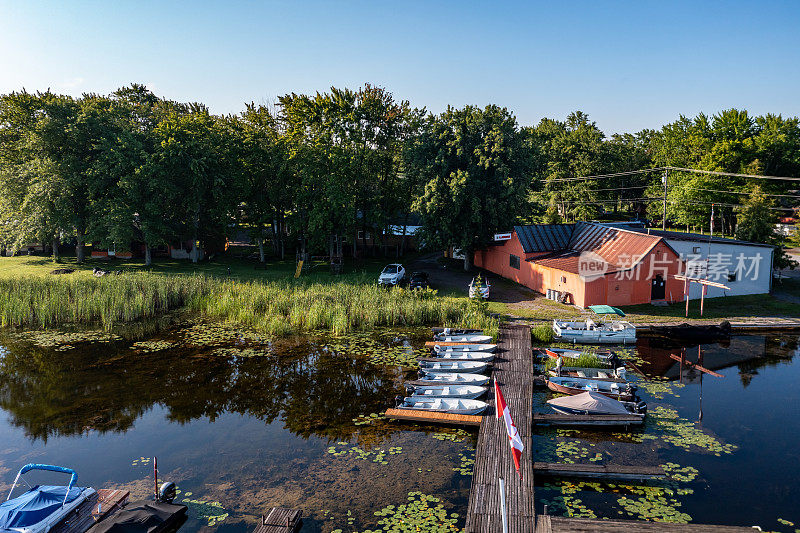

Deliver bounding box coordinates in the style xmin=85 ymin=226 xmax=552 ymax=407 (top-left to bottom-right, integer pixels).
xmin=495 ymin=381 xmax=524 ymax=478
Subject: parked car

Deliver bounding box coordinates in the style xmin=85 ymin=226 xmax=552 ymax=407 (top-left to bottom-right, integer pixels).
xmin=378 ymin=264 xmax=406 ymax=287
xmin=469 ymin=276 xmax=490 ymax=299
xmin=409 ymin=271 xmax=430 ymax=290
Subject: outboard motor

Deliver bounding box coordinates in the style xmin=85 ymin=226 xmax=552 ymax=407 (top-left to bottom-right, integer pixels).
xmin=158 ymin=481 xmax=177 ymax=503
xmin=417 ymin=369 xmax=425 ymax=378
xmin=394 ymin=395 xmax=404 ymax=407
xmin=615 ymin=367 xmax=627 ymax=380
xmin=404 ymin=385 xmax=415 ymax=395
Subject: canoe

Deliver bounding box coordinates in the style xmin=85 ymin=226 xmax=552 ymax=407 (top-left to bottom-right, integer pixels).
xmin=552 ymin=319 xmax=636 ymax=344
xmin=424 ymin=352 xmax=494 ymax=362
xmin=416 ymin=372 xmax=490 ymax=385
xmin=546 ymin=376 xmax=637 ymax=402
xmin=398 ymin=397 xmax=488 ymax=415
xmin=433 ymin=343 xmax=497 ymax=353
xmin=548 ymin=366 xmax=627 ymax=381
xmin=419 ymin=360 xmax=489 ymax=374
xmin=433 ymin=334 xmax=493 ymax=344
xmin=406 ymin=384 xmax=488 ymax=399
xmin=1 ymin=464 xmax=96 ymax=533
xmin=547 ymin=391 xmax=646 ymax=417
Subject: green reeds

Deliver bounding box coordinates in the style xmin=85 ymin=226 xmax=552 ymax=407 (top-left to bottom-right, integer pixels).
xmin=0 ymin=274 xmax=498 ymax=337
xmin=543 ymin=353 xmax=608 ymax=369
xmin=532 ymin=324 xmax=554 ymax=343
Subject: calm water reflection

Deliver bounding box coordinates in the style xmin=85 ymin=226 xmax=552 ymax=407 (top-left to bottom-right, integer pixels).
xmin=0 ymin=327 xmax=475 ymax=533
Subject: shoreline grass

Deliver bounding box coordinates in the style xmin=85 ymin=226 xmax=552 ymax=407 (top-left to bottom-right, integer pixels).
xmin=0 ymin=273 xmax=498 ymax=337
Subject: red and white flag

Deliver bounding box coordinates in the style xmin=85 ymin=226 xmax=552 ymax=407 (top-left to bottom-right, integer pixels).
xmin=495 ymin=381 xmax=524 ymax=478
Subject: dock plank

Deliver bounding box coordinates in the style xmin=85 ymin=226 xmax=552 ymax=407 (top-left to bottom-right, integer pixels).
xmin=540 ymin=516 xmax=757 ymax=532
xmin=533 ymin=462 xmax=665 ymax=481
xmin=533 ymin=413 xmax=644 ymax=427
xmin=384 ymin=407 xmax=483 ymax=426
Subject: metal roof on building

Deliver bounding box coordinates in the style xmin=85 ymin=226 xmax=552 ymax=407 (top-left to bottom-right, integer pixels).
xmin=513 ymin=224 xmax=573 ymax=253
xmin=621 ymin=227 xmax=775 ymax=249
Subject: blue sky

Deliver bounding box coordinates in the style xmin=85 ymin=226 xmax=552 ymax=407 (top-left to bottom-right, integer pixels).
xmin=1 ymin=0 xmax=798 ymax=133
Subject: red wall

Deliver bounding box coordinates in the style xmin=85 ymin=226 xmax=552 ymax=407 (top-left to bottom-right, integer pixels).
xmin=474 ymin=233 xmax=685 ymax=308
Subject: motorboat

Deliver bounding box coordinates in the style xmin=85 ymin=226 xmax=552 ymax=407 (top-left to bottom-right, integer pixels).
xmin=416 ymin=372 xmax=490 ymax=385
xmin=543 ymin=348 xmax=583 ymax=359
xmin=397 ymin=397 xmax=488 ymax=415
xmin=552 ymin=319 xmax=636 ymax=344
xmin=419 ymin=360 xmax=489 ymax=374
xmin=433 ymin=334 xmax=493 ymax=344
xmin=546 ymin=376 xmax=637 ymax=401
xmin=406 ymin=384 xmax=488 ymax=399
xmin=547 ymin=391 xmax=646 ymax=417
xmin=425 ymin=352 xmax=494 ymax=362
xmin=0 ymin=464 xmax=96 ymax=533
xmin=548 ymin=366 xmax=626 ymax=381
xmin=433 ymin=343 xmax=497 ymax=353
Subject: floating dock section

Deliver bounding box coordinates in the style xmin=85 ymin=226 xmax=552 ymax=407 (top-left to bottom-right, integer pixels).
xmin=253 ymin=507 xmax=302 ymax=533
xmin=50 ymin=489 xmax=130 ymax=533
xmin=384 ymin=407 xmax=482 ymax=426
xmin=535 ymin=516 xmax=759 ymax=532
xmin=533 ymin=462 xmax=665 ymax=481
xmin=533 ymin=413 xmax=644 ymax=428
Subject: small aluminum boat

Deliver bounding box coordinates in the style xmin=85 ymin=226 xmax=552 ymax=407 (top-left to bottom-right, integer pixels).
xmin=546 ymin=376 xmax=637 ymax=402
xmin=1 ymin=464 xmax=96 ymax=533
xmin=419 ymin=360 xmax=489 ymax=374
xmin=432 ymin=328 xmax=484 ymax=335
xmin=406 ymin=384 xmax=488 ymax=399
xmin=398 ymin=397 xmax=488 ymax=415
xmin=547 ymin=391 xmax=646 ymax=417
xmin=426 ymin=352 xmax=494 ymax=362
xmin=433 ymin=334 xmax=493 ymax=344
xmin=552 ymin=318 xmax=636 ymax=344
xmin=543 ymin=347 xmax=613 ymax=362
xmin=548 ymin=367 xmax=626 ymax=381
xmin=433 ymin=343 xmax=497 ymax=353
xmin=416 ymin=372 xmax=490 ymax=385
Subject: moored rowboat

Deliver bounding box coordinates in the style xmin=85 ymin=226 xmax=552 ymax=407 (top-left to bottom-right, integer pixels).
xmin=406 ymin=384 xmax=488 ymax=399
xmin=423 ymin=352 xmax=494 ymax=362
xmin=546 ymin=376 xmax=637 ymax=402
xmin=433 ymin=334 xmax=493 ymax=344
xmin=433 ymin=343 xmax=497 ymax=353
xmin=397 ymin=397 xmax=488 ymax=415
xmin=416 ymin=372 xmax=490 ymax=385
xmin=419 ymin=360 xmax=489 ymax=374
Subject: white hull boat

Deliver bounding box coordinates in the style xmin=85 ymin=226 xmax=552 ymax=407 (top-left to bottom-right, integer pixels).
xmin=406 ymin=384 xmax=488 ymax=399
xmin=426 ymin=352 xmax=494 ymax=362
xmin=552 ymin=319 xmax=636 ymax=344
xmin=433 ymin=343 xmax=497 ymax=353
xmin=547 ymin=391 xmax=646 ymax=417
xmin=416 ymin=372 xmax=490 ymax=385
xmin=419 ymin=360 xmax=489 ymax=374
xmin=398 ymin=397 xmax=488 ymax=415
xmin=433 ymin=334 xmax=493 ymax=344
xmin=547 ymin=375 xmax=637 ymax=401
xmin=549 ymin=367 xmax=626 ymax=381
xmin=1 ymin=464 xmax=96 ymax=533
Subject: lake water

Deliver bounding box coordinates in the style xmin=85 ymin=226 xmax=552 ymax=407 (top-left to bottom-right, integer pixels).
xmin=0 ymin=325 xmax=798 ymax=532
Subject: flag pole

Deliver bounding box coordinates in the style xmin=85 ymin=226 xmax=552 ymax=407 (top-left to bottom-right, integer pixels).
xmin=499 ymin=477 xmax=509 ymax=533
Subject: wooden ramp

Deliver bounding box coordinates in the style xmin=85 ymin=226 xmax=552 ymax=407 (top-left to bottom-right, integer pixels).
xmin=385 ymin=407 xmax=482 ymax=426
xmin=465 ymin=324 xmax=535 ymax=532
xmin=50 ymin=489 xmax=129 ymax=533
xmin=253 ymin=507 xmax=302 ymax=533
xmin=533 ymin=413 xmax=644 ymax=428
xmin=536 ymin=515 xmax=757 ymax=532
xmin=533 ymin=462 xmax=665 ymax=481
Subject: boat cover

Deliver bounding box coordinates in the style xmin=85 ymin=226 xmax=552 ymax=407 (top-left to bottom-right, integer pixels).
xmin=0 ymin=485 xmax=84 ymax=530
xmin=588 ymin=305 xmax=626 ymax=317
xmin=87 ymin=501 xmax=187 ymax=533
xmin=547 ymin=391 xmax=630 ymax=415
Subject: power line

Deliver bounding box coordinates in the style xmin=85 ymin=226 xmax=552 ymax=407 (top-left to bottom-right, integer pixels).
xmin=666 ymin=166 xmax=800 ymax=182
xmin=548 ymin=168 xmax=666 ymax=183
xmin=687 ymin=187 xmax=800 ymax=199
xmin=551 ymin=166 xmax=800 ymax=183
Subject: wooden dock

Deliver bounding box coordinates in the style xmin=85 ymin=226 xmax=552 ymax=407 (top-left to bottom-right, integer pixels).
xmin=533 ymin=462 xmax=665 ymax=481
xmin=465 ymin=324 xmax=535 ymax=532
xmin=50 ymin=489 xmax=129 ymax=533
xmin=535 ymin=515 xmax=758 ymax=532
xmin=533 ymin=413 xmax=644 ymax=428
xmin=384 ymin=407 xmax=483 ymax=426
xmin=253 ymin=507 xmax=302 ymax=533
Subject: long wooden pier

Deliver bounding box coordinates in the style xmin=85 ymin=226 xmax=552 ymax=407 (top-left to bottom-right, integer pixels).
xmin=465 ymin=324 xmax=535 ymax=532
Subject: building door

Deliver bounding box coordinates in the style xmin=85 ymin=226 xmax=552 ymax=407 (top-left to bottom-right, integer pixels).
xmin=651 ymin=274 xmax=666 ymax=300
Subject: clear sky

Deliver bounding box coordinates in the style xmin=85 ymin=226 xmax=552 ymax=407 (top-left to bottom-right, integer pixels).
xmin=1 ymin=0 xmax=798 ymax=134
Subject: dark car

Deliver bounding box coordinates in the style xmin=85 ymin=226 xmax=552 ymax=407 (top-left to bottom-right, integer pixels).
xmin=409 ymin=271 xmax=430 ymax=290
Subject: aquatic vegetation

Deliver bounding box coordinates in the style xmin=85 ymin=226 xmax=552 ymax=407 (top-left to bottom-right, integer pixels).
xmin=360 ymin=492 xmax=461 ymax=533
xmin=14 ymin=330 xmax=121 ymax=349
xmin=649 ymin=407 xmax=737 ymax=455
xmin=662 ymin=463 xmax=699 ymax=483
xmin=130 ymin=456 xmax=151 ymax=466
xmin=616 ymin=494 xmax=691 ymax=523
xmin=180 ymin=321 xmax=271 ymax=348
xmin=181 ymin=498 xmax=229 ymax=526
xmin=322 ymin=332 xmax=423 ymax=368
xmin=326 ymin=443 xmax=403 ymax=464
xmin=210 ymin=347 xmax=271 ymax=358
xmin=637 ymin=378 xmax=684 ymax=399
xmin=353 ymin=413 xmax=387 ymax=426
xmin=453 ymin=450 xmax=475 ymax=476
xmin=129 ymin=340 xmax=177 ymax=353
xmin=431 ymin=428 xmax=470 ymax=442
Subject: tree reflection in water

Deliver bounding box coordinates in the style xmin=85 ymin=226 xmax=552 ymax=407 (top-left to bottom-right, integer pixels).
xmin=0 ymin=331 xmax=408 ymax=444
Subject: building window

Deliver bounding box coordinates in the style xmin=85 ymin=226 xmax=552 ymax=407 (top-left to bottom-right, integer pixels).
xmin=560 ymin=276 xmax=567 ymax=283
xmin=692 ymin=246 xmax=701 ymax=254
xmin=509 ymin=254 xmax=520 ymax=270
xmin=728 ymin=272 xmax=736 ymax=282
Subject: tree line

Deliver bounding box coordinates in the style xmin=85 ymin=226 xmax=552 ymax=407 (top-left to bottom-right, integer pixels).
xmin=1 ymin=83 xmax=798 ymax=269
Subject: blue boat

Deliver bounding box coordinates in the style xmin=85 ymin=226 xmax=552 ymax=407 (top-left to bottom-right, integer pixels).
xmin=1 ymin=464 xmax=96 ymax=533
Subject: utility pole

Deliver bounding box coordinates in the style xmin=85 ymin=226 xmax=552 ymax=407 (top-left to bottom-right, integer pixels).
xmin=662 ymin=170 xmax=668 ymax=231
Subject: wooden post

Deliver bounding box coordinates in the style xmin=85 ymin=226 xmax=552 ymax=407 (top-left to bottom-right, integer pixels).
xmin=684 ymin=277 xmax=689 ymax=317
xmin=700 ymin=284 xmax=707 ymax=317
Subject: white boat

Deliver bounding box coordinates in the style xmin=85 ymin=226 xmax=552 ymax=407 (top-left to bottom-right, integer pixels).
xmin=548 ymin=366 xmax=626 ymax=381
xmin=547 ymin=375 xmax=637 ymax=401
xmin=1 ymin=464 xmax=96 ymax=533
xmin=406 ymin=384 xmax=488 ymax=399
xmin=433 ymin=343 xmax=497 ymax=353
xmin=426 ymin=352 xmax=494 ymax=362
xmin=433 ymin=334 xmax=493 ymax=344
xmin=547 ymin=391 xmax=646 ymax=417
xmin=552 ymin=318 xmax=636 ymax=344
xmin=416 ymin=372 xmax=490 ymax=385
xmin=398 ymin=397 xmax=488 ymax=415
xmin=419 ymin=360 xmax=489 ymax=374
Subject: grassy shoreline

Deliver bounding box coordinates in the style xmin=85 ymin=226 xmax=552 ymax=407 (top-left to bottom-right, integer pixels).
xmin=0 ymin=273 xmax=498 ymax=337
